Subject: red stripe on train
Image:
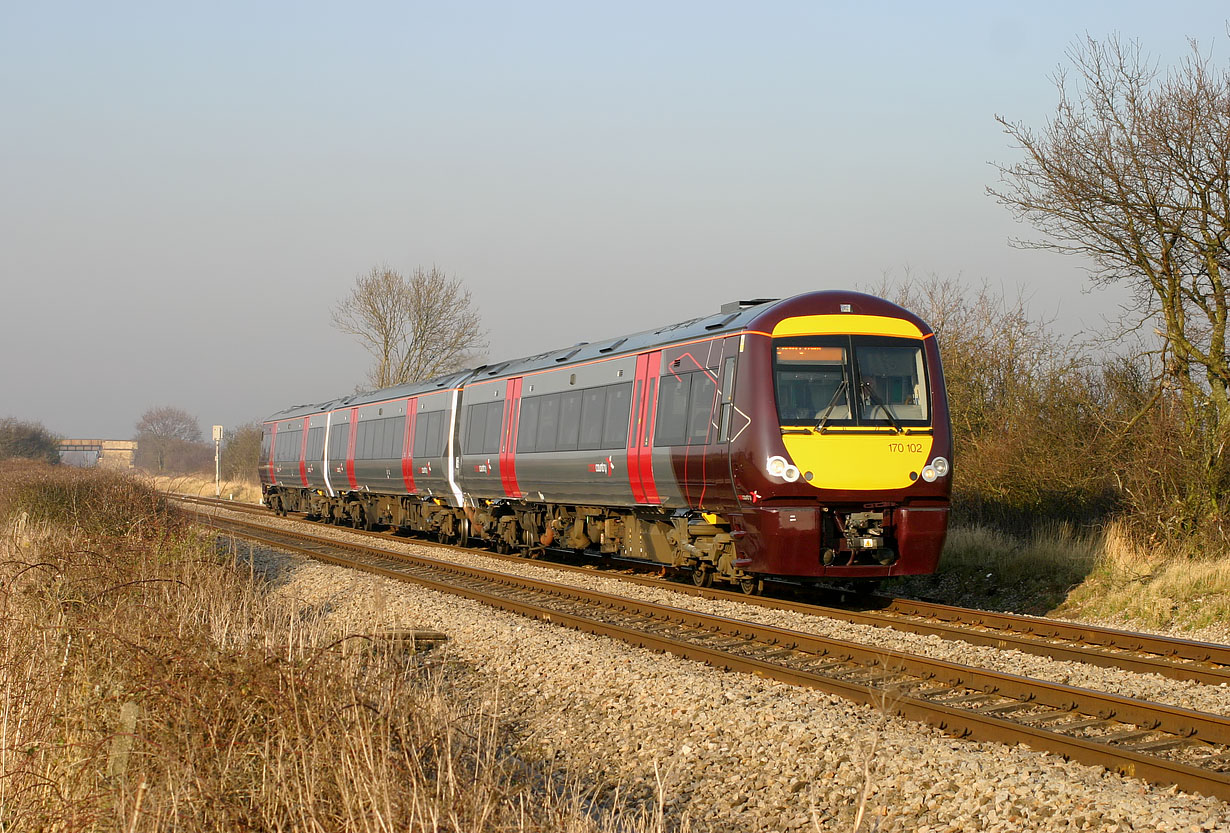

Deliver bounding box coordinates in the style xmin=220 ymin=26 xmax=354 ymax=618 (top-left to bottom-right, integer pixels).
xmin=401 ymin=398 xmax=417 ymax=493
xmin=345 ymin=408 xmax=358 ymax=490
xmin=299 ymin=417 xmax=310 ymax=486
xmin=500 ymin=378 xmax=523 ymax=498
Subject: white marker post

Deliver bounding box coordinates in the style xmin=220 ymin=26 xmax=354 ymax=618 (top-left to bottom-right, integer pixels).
xmin=212 ymin=425 xmax=224 ymax=497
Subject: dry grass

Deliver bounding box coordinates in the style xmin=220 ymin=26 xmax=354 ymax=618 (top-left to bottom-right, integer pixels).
xmin=148 ymin=471 xmax=263 ymax=505
xmin=889 ymin=519 xmax=1230 ymax=631
xmin=1053 ymin=524 xmax=1230 ymax=631
xmin=0 ymin=462 xmax=669 ymax=832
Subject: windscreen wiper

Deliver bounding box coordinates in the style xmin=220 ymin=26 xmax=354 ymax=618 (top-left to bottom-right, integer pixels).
xmin=814 ymin=380 xmax=849 ymax=434
xmin=861 ymin=381 xmax=903 ymax=433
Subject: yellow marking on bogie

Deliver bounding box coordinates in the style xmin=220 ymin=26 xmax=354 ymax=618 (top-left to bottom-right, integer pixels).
xmin=772 ymin=314 xmax=924 ymax=339
xmin=781 ymin=432 xmax=933 ymax=491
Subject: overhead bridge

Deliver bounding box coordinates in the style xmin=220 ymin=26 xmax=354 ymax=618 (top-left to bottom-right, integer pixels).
xmin=59 ymin=439 xmax=137 ymax=469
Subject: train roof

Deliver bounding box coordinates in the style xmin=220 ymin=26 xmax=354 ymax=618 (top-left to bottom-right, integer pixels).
xmin=263 ymin=289 xmax=928 ymax=422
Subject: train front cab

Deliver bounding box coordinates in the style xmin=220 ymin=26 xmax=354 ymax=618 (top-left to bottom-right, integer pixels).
xmin=731 ymin=306 xmax=952 ymax=582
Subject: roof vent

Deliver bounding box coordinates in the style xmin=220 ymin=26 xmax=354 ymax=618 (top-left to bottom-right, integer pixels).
xmin=720 ymin=298 xmax=777 ymax=314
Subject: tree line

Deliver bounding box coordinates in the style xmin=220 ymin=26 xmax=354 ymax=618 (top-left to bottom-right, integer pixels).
xmin=4 ymin=31 xmax=1226 ymax=551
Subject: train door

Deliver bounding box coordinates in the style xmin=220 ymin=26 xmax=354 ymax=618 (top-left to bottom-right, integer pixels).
xmin=627 ymin=351 xmax=662 ymax=505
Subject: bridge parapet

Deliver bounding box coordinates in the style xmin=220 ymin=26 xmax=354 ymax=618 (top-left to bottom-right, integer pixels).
xmin=59 ymin=440 xmax=138 ymax=470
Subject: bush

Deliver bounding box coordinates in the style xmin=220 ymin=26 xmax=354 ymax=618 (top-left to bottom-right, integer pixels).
xmin=0 ymin=417 xmax=60 ymax=465
xmin=0 ymin=460 xmax=183 ymax=540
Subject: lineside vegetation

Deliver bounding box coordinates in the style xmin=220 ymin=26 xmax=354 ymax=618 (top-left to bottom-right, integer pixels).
xmin=0 ymin=462 xmax=666 ymax=831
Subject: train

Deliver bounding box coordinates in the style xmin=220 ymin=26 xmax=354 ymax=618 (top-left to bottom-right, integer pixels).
xmin=259 ymin=290 xmax=952 ymax=592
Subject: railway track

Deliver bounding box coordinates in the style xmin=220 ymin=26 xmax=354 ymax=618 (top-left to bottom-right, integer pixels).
xmin=191 ymin=505 xmax=1230 ymax=800
xmin=174 ymin=494 xmax=1230 ymax=688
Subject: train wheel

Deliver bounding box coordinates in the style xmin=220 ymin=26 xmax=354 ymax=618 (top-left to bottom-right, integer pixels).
xmin=691 ymin=566 xmax=713 ymax=588
xmin=457 ymin=518 xmax=470 ymax=549
xmin=738 ymin=576 xmax=764 ymax=595
xmin=362 ymin=509 xmax=375 ymax=531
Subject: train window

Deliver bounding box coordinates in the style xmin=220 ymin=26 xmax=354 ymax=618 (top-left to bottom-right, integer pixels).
xmin=415 ymin=411 xmax=447 ymax=458
xmin=854 ymin=342 xmax=928 ymax=422
xmin=774 ymin=339 xmax=851 ymax=426
xmin=557 ymin=391 xmax=582 ymax=451
xmin=483 ymin=402 xmax=504 ymax=454
xmin=389 ymin=416 xmax=406 ymax=458
xmin=718 ymin=357 xmax=736 ymax=442
xmin=465 ymin=404 xmax=486 ymax=454
xmin=426 ymin=411 xmax=445 ymax=457
xmin=373 ymin=418 xmax=385 ymax=459
xmin=654 ymin=373 xmax=691 ymax=446
xmin=517 ymin=397 xmax=540 ymax=453
xmin=687 ymin=372 xmax=717 ymax=445
xmin=536 ymin=393 xmax=561 ymax=452
xmin=412 ymin=414 xmax=428 ymax=458
xmin=276 ymin=429 xmax=301 ymax=461
xmin=578 ymin=387 xmax=606 ymax=450
xmin=329 ymin=422 xmax=349 ymax=462
xmin=602 ymin=383 xmax=632 ymax=448
xmin=773 ymin=335 xmax=930 ymax=428
xmin=307 ymin=427 xmax=324 ymax=460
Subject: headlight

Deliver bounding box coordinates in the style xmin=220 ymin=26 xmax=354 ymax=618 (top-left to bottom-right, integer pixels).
xmin=921 ymin=466 xmax=938 ymax=482
xmin=782 ymin=465 xmax=800 ymax=482
xmin=766 ymin=456 xmax=789 ymax=477
xmin=931 ymin=457 xmax=950 ymax=477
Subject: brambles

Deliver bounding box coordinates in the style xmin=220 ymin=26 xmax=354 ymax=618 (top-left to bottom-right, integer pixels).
xmin=0 ymin=463 xmax=666 ymax=832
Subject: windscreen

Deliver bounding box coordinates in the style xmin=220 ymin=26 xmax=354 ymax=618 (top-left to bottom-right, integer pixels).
xmin=774 ymin=336 xmax=929 ymax=428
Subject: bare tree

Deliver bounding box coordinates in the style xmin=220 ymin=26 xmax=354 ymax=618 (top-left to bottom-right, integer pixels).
xmin=135 ymin=406 xmax=203 ymax=472
xmin=331 ymin=265 xmax=487 ymax=389
xmin=990 ymin=34 xmax=1230 ymax=530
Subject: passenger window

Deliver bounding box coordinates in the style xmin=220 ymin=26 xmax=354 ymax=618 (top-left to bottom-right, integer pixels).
xmin=557 ymin=391 xmax=582 ymax=451
xmin=428 ymin=411 xmax=445 ymax=457
xmin=466 ymin=405 xmax=486 ymax=454
xmin=536 ymin=393 xmax=561 ymax=452
xmin=518 ymin=397 xmax=540 ymax=453
xmin=578 ymin=387 xmax=606 ymax=450
xmin=412 ymin=415 xmax=427 ymax=458
xmin=484 ymin=402 xmax=504 ymax=454
xmin=602 ymin=383 xmax=632 ymax=448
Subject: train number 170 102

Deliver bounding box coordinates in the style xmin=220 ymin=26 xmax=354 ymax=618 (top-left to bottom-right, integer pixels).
xmin=887 ymin=442 xmax=925 ymax=454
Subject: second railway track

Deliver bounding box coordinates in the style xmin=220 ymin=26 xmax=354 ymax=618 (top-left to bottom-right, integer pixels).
xmin=176 ymin=494 xmax=1230 ymax=689
xmin=192 ymin=505 xmax=1230 ymax=800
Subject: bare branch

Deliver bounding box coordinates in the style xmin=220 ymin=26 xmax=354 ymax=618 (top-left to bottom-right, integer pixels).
xmin=332 ymin=265 xmax=487 ymax=388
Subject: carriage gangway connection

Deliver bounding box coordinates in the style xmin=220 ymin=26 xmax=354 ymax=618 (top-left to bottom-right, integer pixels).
xmin=177 ymin=496 xmax=1230 ymax=801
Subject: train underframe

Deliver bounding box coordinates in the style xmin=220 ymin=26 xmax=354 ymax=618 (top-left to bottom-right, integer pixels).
xmin=262 ymin=486 xmax=940 ymax=593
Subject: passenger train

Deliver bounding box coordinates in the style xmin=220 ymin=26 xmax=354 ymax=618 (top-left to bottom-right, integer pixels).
xmin=259 ymin=290 xmax=952 ymax=592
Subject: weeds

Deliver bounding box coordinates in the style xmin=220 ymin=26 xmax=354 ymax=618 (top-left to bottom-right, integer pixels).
xmin=889 ymin=520 xmax=1230 ymax=630
xmin=0 ymin=461 xmax=668 ymax=832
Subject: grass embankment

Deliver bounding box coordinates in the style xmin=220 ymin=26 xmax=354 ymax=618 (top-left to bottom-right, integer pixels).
xmin=147 ymin=471 xmax=263 ymax=504
xmin=888 ymin=522 xmax=1230 ymax=632
xmin=0 ymin=462 xmax=665 ymax=832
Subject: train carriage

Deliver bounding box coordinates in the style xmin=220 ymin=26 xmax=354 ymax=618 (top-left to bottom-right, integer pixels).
xmin=260 ymin=290 xmax=951 ymax=591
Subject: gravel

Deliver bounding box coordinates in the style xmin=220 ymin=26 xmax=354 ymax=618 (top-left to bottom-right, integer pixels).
xmin=216 ymin=509 xmax=1230 ymax=831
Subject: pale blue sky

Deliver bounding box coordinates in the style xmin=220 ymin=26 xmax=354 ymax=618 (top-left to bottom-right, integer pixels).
xmin=2 ymin=2 xmax=1226 ymax=438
